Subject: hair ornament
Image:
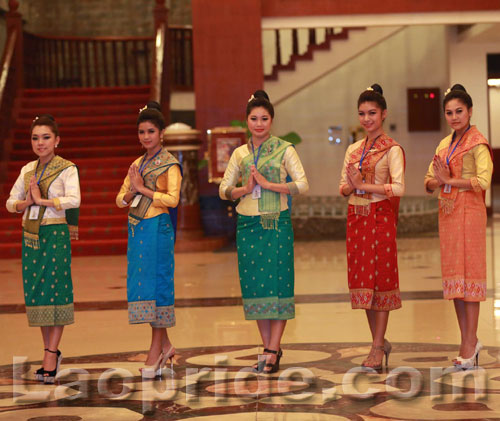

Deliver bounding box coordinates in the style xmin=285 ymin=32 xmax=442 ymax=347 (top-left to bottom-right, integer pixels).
xmin=444 ymin=88 xmax=451 ymax=96
xmin=139 ymin=105 xmax=147 ymax=113
xmin=247 ymin=94 xmax=256 ymax=103
xmin=366 ymin=87 xmax=374 ymax=91
xmin=33 ymin=116 xmax=39 ymax=123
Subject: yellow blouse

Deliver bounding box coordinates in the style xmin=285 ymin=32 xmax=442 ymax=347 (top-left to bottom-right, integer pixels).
xmin=116 ymin=156 xmax=182 ymax=218
xmin=424 ymin=140 xmax=493 ymax=193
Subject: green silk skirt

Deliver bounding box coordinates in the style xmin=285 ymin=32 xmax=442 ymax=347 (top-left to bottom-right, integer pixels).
xmin=236 ymin=210 xmax=295 ymax=320
xmin=22 ymin=224 xmax=74 ymax=326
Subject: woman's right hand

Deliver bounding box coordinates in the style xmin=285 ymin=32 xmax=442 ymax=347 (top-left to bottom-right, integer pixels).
xmin=245 ymin=168 xmax=256 ymax=194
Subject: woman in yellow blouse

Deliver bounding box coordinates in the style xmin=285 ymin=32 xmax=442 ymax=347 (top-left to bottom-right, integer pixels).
xmin=424 ymin=84 xmax=493 ymax=369
xmin=116 ymin=101 xmax=182 ymax=378
xmin=219 ymin=90 xmax=309 ymax=374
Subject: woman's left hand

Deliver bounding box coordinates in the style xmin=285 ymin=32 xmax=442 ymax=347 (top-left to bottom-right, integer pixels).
xmin=29 ymin=176 xmax=42 ymax=205
xmin=432 ymin=156 xmax=451 ymax=185
xmin=346 ymin=164 xmax=363 ymax=189
xmin=251 ymin=166 xmax=270 ymax=189
xmin=128 ymin=164 xmax=144 ymax=192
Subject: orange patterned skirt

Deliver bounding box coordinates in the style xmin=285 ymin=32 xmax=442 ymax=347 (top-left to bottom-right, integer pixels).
xmin=439 ymin=190 xmax=487 ymax=301
xmin=346 ymin=200 xmax=401 ymax=311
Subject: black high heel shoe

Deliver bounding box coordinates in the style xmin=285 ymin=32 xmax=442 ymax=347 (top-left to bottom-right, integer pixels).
xmin=42 ymin=349 xmax=62 ymax=384
xmin=262 ymin=348 xmax=282 ymax=374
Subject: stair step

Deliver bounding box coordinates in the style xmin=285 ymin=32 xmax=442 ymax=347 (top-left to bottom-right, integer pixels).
xmin=22 ymin=85 xmax=150 ymax=98
xmin=19 ymin=93 xmax=149 ymax=109
xmin=17 ymin=115 xmax=141 ymax=128
xmin=13 ymin=125 xmax=139 ymax=138
xmin=19 ymin=104 xmax=145 ymax=118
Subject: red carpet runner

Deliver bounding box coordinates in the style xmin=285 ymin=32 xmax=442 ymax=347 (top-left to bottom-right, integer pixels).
xmin=0 ymin=86 xmax=151 ymax=258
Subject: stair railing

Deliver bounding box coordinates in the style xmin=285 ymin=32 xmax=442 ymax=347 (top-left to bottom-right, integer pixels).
xmin=23 ymin=33 xmax=154 ymax=89
xmin=263 ymin=27 xmax=346 ymax=77
xmin=0 ymin=0 xmax=23 ymax=184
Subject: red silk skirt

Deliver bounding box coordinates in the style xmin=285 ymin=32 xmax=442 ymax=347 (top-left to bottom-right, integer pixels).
xmin=346 ymin=199 xmax=401 ymax=311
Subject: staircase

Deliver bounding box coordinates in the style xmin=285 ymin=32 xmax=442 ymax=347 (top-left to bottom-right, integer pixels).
xmin=264 ymin=26 xmax=405 ymax=105
xmin=264 ymin=27 xmax=365 ymax=82
xmin=0 ymin=86 xmax=150 ymax=258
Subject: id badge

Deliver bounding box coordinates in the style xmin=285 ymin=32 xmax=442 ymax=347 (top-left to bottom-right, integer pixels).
xmin=131 ymin=194 xmax=142 ymax=208
xmin=29 ymin=205 xmax=40 ymax=220
xmin=443 ymin=184 xmax=451 ymax=194
xmin=252 ymin=185 xmax=261 ymax=199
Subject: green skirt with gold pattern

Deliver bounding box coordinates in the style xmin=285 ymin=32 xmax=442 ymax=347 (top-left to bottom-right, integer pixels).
xmin=22 ymin=224 xmax=74 ymax=326
xmin=236 ymin=210 xmax=295 ymax=320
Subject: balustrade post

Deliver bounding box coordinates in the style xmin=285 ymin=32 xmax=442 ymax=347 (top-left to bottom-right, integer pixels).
xmin=152 ymin=0 xmax=170 ymax=124
xmin=6 ymin=0 xmax=24 ymax=90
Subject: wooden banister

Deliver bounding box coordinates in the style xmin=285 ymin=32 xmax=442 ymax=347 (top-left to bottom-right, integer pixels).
xmin=151 ymin=0 xmax=170 ymax=123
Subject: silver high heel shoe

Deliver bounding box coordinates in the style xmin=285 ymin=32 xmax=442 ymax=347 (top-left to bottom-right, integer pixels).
xmin=140 ymin=353 xmax=164 ymax=379
xmin=141 ymin=346 xmax=176 ymax=379
xmin=456 ymin=340 xmax=483 ymax=369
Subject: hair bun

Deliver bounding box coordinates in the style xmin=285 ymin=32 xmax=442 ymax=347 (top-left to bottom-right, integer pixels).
xmin=450 ymin=84 xmax=467 ymax=93
xmin=39 ymin=113 xmax=56 ymax=122
xmin=370 ymin=84 xmax=383 ymax=96
xmin=145 ymin=101 xmax=162 ymax=112
xmin=252 ymin=90 xmax=270 ymax=102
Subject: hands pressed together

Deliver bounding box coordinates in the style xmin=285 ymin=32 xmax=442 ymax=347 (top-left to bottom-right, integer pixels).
xmin=27 ymin=176 xmax=41 ymax=205
xmin=245 ymin=165 xmax=270 ymax=193
xmin=346 ymin=164 xmax=363 ymax=190
xmin=128 ymin=164 xmax=144 ymax=194
xmin=432 ymin=156 xmax=451 ymax=186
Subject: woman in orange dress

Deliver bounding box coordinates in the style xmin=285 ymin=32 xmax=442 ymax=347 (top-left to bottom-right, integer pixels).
xmin=339 ymin=84 xmax=405 ymax=369
xmin=424 ymin=84 xmax=493 ymax=369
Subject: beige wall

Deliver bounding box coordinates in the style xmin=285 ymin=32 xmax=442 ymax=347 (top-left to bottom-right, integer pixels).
xmin=270 ymin=25 xmax=450 ymax=197
xmin=490 ymin=87 xmax=500 ymax=148
xmin=449 ymin=36 xmax=500 ymax=141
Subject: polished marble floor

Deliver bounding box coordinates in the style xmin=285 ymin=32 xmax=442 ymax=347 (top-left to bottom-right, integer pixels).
xmin=0 ymin=220 xmax=500 ymax=420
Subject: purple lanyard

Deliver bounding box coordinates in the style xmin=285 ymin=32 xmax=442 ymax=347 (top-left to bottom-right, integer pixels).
xmin=446 ymin=126 xmax=471 ymax=165
xmin=358 ymin=135 xmax=381 ymax=171
xmin=138 ymin=149 xmax=161 ymax=175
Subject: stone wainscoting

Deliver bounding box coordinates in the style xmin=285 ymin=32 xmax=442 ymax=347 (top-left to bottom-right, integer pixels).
xmin=291 ymin=196 xmax=438 ymax=240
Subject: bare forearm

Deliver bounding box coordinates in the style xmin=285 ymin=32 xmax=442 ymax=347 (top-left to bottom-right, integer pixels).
xmin=342 ymin=184 xmax=354 ymax=196
xmin=447 ymin=178 xmax=472 ymax=189
xmin=122 ymin=191 xmax=136 ymax=204
xmin=354 ymin=183 xmax=386 ymax=195
xmin=137 ymin=185 xmax=155 ymax=200
xmin=426 ymin=179 xmax=440 ymax=191
xmin=263 ymin=182 xmax=290 ymax=194
xmin=16 ymin=200 xmax=33 ymax=212
xmin=230 ymin=186 xmax=251 ymax=200
xmin=35 ymin=198 xmax=55 ymax=208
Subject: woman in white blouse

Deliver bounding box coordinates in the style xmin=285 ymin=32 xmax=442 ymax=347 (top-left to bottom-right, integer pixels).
xmin=219 ymin=90 xmax=308 ymax=374
xmin=339 ymin=84 xmax=405 ymax=370
xmin=6 ymin=114 xmax=80 ymax=383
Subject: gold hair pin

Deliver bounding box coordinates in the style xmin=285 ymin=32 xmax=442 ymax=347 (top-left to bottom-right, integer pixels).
xmin=366 ymin=87 xmax=374 ymax=91
xmin=444 ymin=88 xmax=451 ymax=96
xmin=139 ymin=105 xmax=147 ymax=113
xmin=247 ymin=94 xmax=256 ymax=103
